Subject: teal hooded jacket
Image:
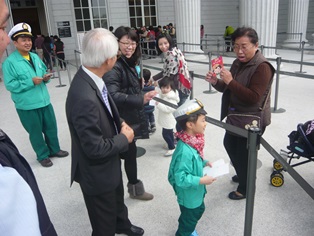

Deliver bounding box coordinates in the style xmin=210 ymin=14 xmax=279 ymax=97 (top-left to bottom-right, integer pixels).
xmin=168 ymin=140 xmax=208 ymax=209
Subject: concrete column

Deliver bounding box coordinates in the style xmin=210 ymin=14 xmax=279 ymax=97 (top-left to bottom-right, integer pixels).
xmin=239 ymin=0 xmax=279 ymax=57
xmin=174 ymin=0 xmax=201 ymax=52
xmin=283 ymin=0 xmax=309 ymax=48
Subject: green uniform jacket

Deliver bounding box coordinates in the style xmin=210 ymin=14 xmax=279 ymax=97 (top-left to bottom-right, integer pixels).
xmin=3 ymin=50 xmax=50 ymax=110
xmin=168 ymin=140 xmax=208 ymax=209
xmin=224 ymin=26 xmax=235 ymax=37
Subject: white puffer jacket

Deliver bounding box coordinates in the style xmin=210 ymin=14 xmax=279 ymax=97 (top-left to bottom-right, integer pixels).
xmin=156 ymin=90 xmax=180 ymax=129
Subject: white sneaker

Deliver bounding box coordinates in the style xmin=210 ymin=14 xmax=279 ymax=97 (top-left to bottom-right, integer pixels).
xmin=164 ymin=149 xmax=174 ymax=157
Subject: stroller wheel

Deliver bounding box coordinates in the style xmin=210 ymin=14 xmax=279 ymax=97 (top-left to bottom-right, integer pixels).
xmin=273 ymin=160 xmax=283 ymax=171
xmin=270 ymin=172 xmax=284 ymax=187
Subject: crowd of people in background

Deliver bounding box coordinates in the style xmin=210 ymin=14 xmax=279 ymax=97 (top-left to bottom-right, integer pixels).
xmin=33 ymin=33 xmax=67 ymax=72
xmin=127 ymin=23 xmax=177 ymax=57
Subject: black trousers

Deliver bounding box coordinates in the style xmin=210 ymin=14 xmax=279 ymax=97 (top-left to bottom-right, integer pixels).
xmin=223 ymin=131 xmax=248 ymax=195
xmin=224 ymin=128 xmax=265 ymax=195
xmin=224 ymin=36 xmax=232 ymax=52
xmin=56 ymin=53 xmax=66 ymax=69
xmin=162 ymin=128 xmax=175 ymax=150
xmin=82 ymin=180 xmax=132 ymax=236
xmin=120 ymin=140 xmax=138 ymax=184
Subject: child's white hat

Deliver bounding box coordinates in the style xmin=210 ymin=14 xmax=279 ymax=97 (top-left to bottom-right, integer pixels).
xmin=173 ymin=98 xmax=207 ymax=121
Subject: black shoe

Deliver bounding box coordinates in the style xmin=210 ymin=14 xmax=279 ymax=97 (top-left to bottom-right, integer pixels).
xmin=49 ymin=150 xmax=69 ymax=158
xmin=116 ymin=225 xmax=144 ymax=236
xmin=228 ymin=191 xmax=246 ymax=200
xmin=150 ymin=125 xmax=156 ymax=133
xmin=232 ymin=175 xmax=239 ymax=183
xmin=39 ymin=158 xmax=53 ymax=167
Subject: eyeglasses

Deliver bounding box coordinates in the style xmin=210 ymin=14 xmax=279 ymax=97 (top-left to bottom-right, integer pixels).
xmin=233 ymin=44 xmax=255 ymax=52
xmin=186 ymin=99 xmax=204 ymax=115
xmin=119 ymin=41 xmax=138 ymax=47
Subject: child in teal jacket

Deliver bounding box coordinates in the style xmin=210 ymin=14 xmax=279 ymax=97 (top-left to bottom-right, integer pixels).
xmin=168 ymin=99 xmax=216 ymax=236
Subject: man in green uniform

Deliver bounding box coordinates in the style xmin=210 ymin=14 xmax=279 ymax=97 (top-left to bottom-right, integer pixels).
xmin=3 ymin=22 xmax=68 ymax=167
xmin=224 ymin=25 xmax=235 ymax=52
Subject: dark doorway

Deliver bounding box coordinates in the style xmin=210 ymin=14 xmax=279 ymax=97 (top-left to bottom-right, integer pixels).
xmin=11 ymin=8 xmax=41 ymax=36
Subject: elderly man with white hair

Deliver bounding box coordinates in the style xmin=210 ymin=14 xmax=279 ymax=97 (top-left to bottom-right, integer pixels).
xmin=66 ymin=28 xmax=144 ymax=236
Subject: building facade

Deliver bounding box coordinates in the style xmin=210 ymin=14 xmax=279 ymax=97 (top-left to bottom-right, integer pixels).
xmin=3 ymin=0 xmax=314 ymax=60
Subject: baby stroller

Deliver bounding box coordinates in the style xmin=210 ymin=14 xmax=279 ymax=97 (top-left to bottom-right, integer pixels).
xmin=270 ymin=120 xmax=314 ymax=187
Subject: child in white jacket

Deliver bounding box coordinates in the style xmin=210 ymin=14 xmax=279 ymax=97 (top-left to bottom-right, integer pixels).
xmin=156 ymin=76 xmax=180 ymax=156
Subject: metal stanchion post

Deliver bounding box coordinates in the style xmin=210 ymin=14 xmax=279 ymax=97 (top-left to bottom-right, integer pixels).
xmin=297 ymin=41 xmax=306 ymax=74
xmin=136 ymin=56 xmax=146 ymax=157
xmin=55 ymin=57 xmax=66 ymax=88
xmin=49 ymin=54 xmax=54 ymax=74
xmin=217 ymin=38 xmax=220 ymax=55
xmin=67 ymin=62 xmax=72 ymax=84
xmin=260 ymin=45 xmax=264 ymax=55
xmin=244 ymin=127 xmax=261 ymax=236
xmin=203 ymin=52 xmax=217 ymax=94
xmin=140 ymin=57 xmax=143 ymax=78
xmin=159 ymin=52 xmax=164 ymax=63
xmin=74 ymin=50 xmax=79 ymax=70
xmin=299 ymin=32 xmax=303 ymax=51
xmin=271 ymin=57 xmax=285 ymax=113
xmin=190 ymin=71 xmax=194 ymax=99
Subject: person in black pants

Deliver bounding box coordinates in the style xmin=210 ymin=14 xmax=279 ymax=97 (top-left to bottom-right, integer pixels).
xmin=43 ymin=36 xmax=53 ymax=72
xmin=53 ymin=35 xmax=67 ymax=70
xmin=205 ymin=27 xmax=275 ymax=200
xmin=103 ymin=26 xmax=157 ymax=201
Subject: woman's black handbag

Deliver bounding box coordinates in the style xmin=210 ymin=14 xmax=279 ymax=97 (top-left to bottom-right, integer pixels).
xmin=226 ymin=85 xmax=271 ymax=130
xmin=226 ymin=110 xmax=262 ymax=130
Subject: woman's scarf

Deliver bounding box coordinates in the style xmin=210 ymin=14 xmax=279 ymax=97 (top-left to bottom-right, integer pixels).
xmin=175 ymin=131 xmax=205 ymax=159
xmin=163 ymin=47 xmax=191 ymax=95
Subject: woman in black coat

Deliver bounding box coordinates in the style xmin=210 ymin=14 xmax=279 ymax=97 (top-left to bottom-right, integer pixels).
xmin=103 ymin=26 xmax=157 ymax=200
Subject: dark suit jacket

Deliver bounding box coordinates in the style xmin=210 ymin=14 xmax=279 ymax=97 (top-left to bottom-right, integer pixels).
xmin=66 ymin=67 xmax=129 ymax=196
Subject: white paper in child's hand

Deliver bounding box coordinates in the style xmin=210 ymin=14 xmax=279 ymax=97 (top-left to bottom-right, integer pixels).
xmin=149 ymin=99 xmax=156 ymax=106
xmin=203 ymin=159 xmax=229 ymax=178
xmin=150 ymin=94 xmax=159 ymax=106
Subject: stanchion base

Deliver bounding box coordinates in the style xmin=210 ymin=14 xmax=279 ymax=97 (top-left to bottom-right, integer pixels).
xmin=56 ymin=85 xmax=67 ymax=88
xmin=295 ymin=71 xmax=307 ymax=74
xmin=203 ymin=90 xmax=218 ymax=94
xmin=271 ymin=108 xmax=286 ymax=113
xmin=136 ymin=146 xmax=146 ymax=158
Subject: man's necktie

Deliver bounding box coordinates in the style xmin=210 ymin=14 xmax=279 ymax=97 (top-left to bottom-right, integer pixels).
xmin=102 ymin=84 xmax=113 ymax=116
xmin=102 ymin=84 xmax=118 ymax=133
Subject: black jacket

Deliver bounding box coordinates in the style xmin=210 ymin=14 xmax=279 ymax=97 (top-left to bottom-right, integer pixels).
xmin=103 ymin=57 xmax=149 ymax=139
